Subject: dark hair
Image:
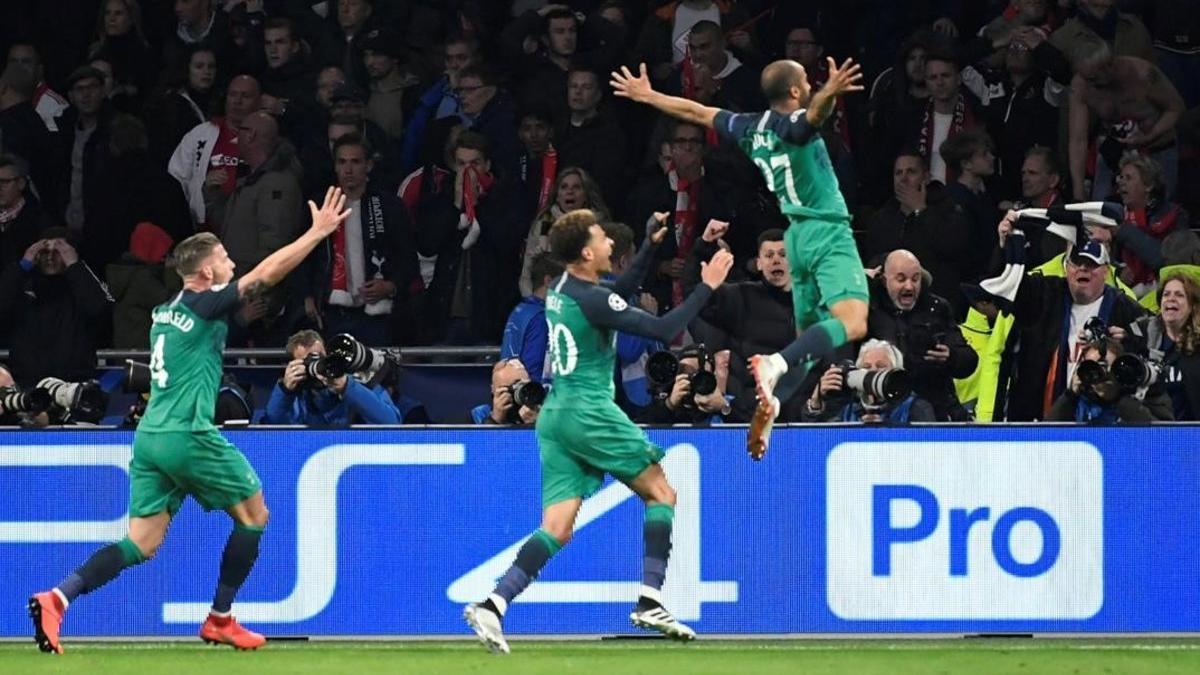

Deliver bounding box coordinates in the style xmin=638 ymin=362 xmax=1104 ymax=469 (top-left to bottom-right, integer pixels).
xmin=938 ymin=129 xmax=993 ymax=172
xmin=542 ymin=7 xmax=578 ymax=35
xmin=549 ymin=209 xmax=599 ymax=263
xmin=456 ymin=63 xmax=498 ymax=87
xmin=518 ymin=103 xmax=555 ymax=125
xmin=567 ymin=66 xmax=601 ymax=86
xmin=171 ymin=232 xmax=222 ymax=277
xmin=923 ymin=48 xmax=959 ymax=71
xmin=332 ymin=131 xmax=372 ymax=159
xmin=757 ymin=228 xmax=785 ymax=249
xmin=0 ymin=62 xmax=35 ymax=99
xmin=689 ymin=20 xmax=722 ymax=40
xmin=454 ymin=130 xmax=491 ymax=159
xmin=529 ymin=251 xmax=565 ymax=291
xmin=286 ymin=329 xmax=323 ymax=358
xmin=0 ymin=153 xmax=30 ymax=178
xmin=894 ymin=148 xmax=929 ymax=171
xmin=602 ymin=221 xmax=635 ymax=260
xmin=444 ymin=32 xmax=479 ymax=54
xmin=787 ymin=23 xmax=822 ymax=46
xmin=264 ymin=16 xmax=297 ymax=40
xmin=1024 ymin=145 xmax=1060 ymax=175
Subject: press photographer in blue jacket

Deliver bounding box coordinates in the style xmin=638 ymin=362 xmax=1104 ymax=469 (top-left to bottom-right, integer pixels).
xmin=264 ymin=330 xmax=401 ymax=425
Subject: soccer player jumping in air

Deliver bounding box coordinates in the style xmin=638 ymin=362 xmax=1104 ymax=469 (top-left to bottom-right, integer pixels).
xmin=612 ymin=57 xmax=869 ymax=459
xmin=28 ymin=188 xmax=351 ymax=654
xmin=465 ymin=210 xmax=733 ymax=653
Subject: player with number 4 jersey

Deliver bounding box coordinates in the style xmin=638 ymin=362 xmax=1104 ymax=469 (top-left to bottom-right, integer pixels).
xmin=612 ymin=57 xmax=871 ymax=460
xmin=28 ymin=188 xmax=351 ymax=655
xmin=464 ymin=210 xmax=733 ymax=654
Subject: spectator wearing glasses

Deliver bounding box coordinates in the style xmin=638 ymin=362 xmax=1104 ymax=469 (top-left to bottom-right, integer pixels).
xmin=54 ymin=67 xmax=117 ymax=258
xmin=0 ymin=154 xmax=51 ymax=269
xmin=455 ymin=64 xmax=522 ymax=178
xmin=401 ymin=35 xmax=479 ymax=173
xmin=556 ymin=67 xmax=629 ymax=207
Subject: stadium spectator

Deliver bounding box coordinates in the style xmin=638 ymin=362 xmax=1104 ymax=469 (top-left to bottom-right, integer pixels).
xmin=471 ymin=358 xmax=543 ymax=425
xmin=802 ymin=339 xmax=937 ymax=423
xmin=299 ymin=134 xmax=419 ymax=347
xmin=557 ymin=67 xmax=628 ymax=206
xmin=1067 ymin=39 xmax=1185 ymax=201
xmin=264 ymin=329 xmax=403 ymax=425
xmin=939 ymin=129 xmax=1000 ymax=281
xmin=683 ymin=223 xmax=800 ymax=422
xmin=162 ymin=0 xmax=239 ymax=76
xmin=6 ymin=43 xmax=68 ymax=132
xmin=0 ymin=228 xmax=113 ymax=386
xmin=55 ymin=67 xmax=118 ymax=253
xmin=1048 ymin=0 xmax=1155 ymax=65
xmin=144 ymin=45 xmax=217 ymax=166
xmin=991 ymin=215 xmax=1147 ymax=421
xmin=502 ymin=251 xmax=564 ymax=384
xmin=0 ymin=63 xmax=57 ymax=199
xmin=400 ymin=35 xmax=478 ymax=172
xmin=206 ymin=112 xmax=304 ymax=342
xmin=455 ymin=64 xmax=522 ymax=178
xmin=105 ymin=222 xmax=177 ymax=349
xmin=259 ymin=17 xmax=320 ymax=147
xmin=1143 ymin=0 xmax=1200 ymax=108
xmin=1106 ymin=154 xmax=1189 ymax=295
xmin=667 ymin=21 xmax=762 ymax=113
xmin=87 ymin=0 xmax=155 ymax=110
xmin=414 ymin=131 xmax=522 ymax=345
xmin=1126 ymin=273 xmax=1200 ymax=421
xmin=326 ymin=84 xmax=403 ymax=191
xmin=601 ymin=220 xmax=667 ymax=415
xmin=315 ymin=65 xmax=347 ymax=111
xmin=1012 ymin=146 xmax=1070 ymax=266
xmin=635 ymin=0 xmax=750 ymax=79
xmin=864 ymin=31 xmax=931 ymax=202
xmin=168 ymin=74 xmax=261 ymax=227
xmin=860 ymin=151 xmax=971 ymax=318
xmin=513 ymin=105 xmax=557 ymax=224
xmin=0 ymin=155 xmax=51 ymax=269
xmin=361 ymin=26 xmax=417 ymax=144
xmin=866 ymin=249 xmax=977 ymax=420
xmin=324 ymin=0 xmax=379 ymax=87
xmin=634 ymin=344 xmax=733 ymax=425
xmin=519 ymin=166 xmax=610 ymax=297
xmin=1046 ymin=337 xmax=1167 ymax=422
xmin=907 ymin=50 xmax=986 ymax=185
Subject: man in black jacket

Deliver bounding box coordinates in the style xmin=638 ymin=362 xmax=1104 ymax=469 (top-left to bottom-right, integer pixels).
xmin=989 ymin=215 xmax=1147 ymax=420
xmin=683 ymin=223 xmax=799 ymax=422
xmin=54 ymin=67 xmax=117 ymax=262
xmin=300 ymin=134 xmax=418 ymax=347
xmin=0 ymin=228 xmax=113 ymax=385
xmin=867 ymin=249 xmax=978 ymax=420
xmin=0 ymin=154 xmax=50 ymax=269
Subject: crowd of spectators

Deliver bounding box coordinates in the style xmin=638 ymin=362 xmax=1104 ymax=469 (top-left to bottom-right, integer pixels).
xmin=1 ymin=0 xmax=1199 ymax=424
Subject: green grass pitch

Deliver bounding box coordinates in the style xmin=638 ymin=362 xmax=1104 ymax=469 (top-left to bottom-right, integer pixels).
xmin=4 ymin=639 xmax=1200 ymax=675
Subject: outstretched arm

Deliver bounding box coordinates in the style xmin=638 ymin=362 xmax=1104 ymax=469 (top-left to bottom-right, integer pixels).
xmin=237 ymin=186 xmax=351 ymax=296
xmin=805 ymin=57 xmax=864 ymax=128
xmin=611 ymin=63 xmax=723 ymax=129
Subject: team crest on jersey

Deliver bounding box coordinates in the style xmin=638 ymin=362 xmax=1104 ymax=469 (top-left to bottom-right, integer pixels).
xmin=608 ymin=294 xmax=628 ymax=311
xmin=791 ymin=109 xmax=804 ymax=123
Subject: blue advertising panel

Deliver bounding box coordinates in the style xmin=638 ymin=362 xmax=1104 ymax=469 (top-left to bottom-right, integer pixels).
xmin=1 ymin=426 xmax=1197 ymax=636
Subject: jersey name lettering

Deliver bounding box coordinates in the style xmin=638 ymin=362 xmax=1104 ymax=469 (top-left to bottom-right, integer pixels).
xmin=151 ymin=308 xmax=195 ymax=333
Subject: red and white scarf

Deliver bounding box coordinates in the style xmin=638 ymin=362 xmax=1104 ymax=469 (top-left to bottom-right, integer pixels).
xmin=458 ymin=165 xmax=495 ymax=250
xmin=918 ymin=93 xmax=976 ymax=179
xmin=1124 ymin=202 xmax=1180 ymax=285
xmin=0 ymin=198 xmax=25 ymax=226
xmin=669 ymin=164 xmax=702 ymax=308
xmin=681 ymin=47 xmax=720 ymax=147
xmin=536 ymin=146 xmax=557 ymax=213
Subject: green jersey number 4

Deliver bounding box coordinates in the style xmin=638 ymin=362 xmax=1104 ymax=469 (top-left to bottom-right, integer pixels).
xmin=149 ymin=334 xmax=170 ymax=388
xmin=753 ymin=154 xmax=803 ymax=208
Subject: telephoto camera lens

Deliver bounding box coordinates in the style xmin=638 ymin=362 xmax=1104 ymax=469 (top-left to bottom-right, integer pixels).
xmin=1076 ymin=360 xmax=1109 ymax=387
xmin=124 ymin=360 xmax=152 ymax=394
xmin=844 ymin=368 xmax=913 ymax=403
xmin=0 ymin=386 xmax=53 ymax=415
xmin=688 ymin=370 xmax=717 ymax=396
xmin=645 ymin=351 xmax=679 ymax=388
xmin=38 ymin=377 xmax=107 ymax=423
xmin=1111 ymin=354 xmax=1162 ymax=389
xmin=326 ymin=333 xmax=377 ymax=375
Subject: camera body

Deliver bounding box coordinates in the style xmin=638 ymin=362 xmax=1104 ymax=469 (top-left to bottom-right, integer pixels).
xmin=831 ymin=359 xmax=914 ymax=406
xmin=299 ymin=334 xmax=383 ymax=388
xmin=646 ymin=344 xmax=718 ymax=409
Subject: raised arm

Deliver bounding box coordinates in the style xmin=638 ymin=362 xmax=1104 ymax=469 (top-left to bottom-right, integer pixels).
xmin=611 ymin=63 xmax=722 ymax=129
xmin=805 ymin=57 xmax=864 ymax=129
xmin=236 ymin=186 xmax=351 ymax=296
xmin=607 ymin=216 xmax=668 ymax=297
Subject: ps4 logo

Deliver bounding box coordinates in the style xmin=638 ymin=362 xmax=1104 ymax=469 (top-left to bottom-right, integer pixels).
xmin=0 ymin=443 xmax=736 ymax=625
xmin=826 ymin=442 xmax=1104 ymax=621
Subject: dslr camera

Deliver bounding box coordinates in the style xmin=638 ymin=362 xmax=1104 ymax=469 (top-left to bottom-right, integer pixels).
xmin=300 ymin=333 xmax=383 ymax=388
xmin=831 ymin=359 xmax=913 ymax=406
xmin=1077 ymin=352 xmax=1164 ymax=403
xmin=646 ymin=344 xmax=718 ymax=409
xmin=0 ymin=378 xmax=107 ymax=425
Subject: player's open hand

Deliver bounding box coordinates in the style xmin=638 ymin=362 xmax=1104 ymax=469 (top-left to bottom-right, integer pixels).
xmin=611 ymin=63 xmax=654 ymax=103
xmin=700 ymin=249 xmax=734 ymax=289
xmin=308 ymin=186 xmax=351 ymax=238
xmin=824 ymin=57 xmax=864 ymax=97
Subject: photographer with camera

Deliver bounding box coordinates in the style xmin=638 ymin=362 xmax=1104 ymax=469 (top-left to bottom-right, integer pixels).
xmin=0 ymin=360 xmax=109 ymax=426
xmin=1047 ymin=337 xmax=1171 ymax=422
xmin=471 ymin=359 xmax=546 ymax=425
xmin=867 ymin=250 xmax=977 ymax=420
xmin=263 ymin=330 xmax=402 ymax=425
xmin=635 ymin=344 xmax=733 ymax=425
xmin=804 ymin=340 xmax=933 ymax=423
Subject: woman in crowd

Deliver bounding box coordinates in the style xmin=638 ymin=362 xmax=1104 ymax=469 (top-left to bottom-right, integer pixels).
xmin=142 ymin=45 xmax=218 ymax=166
xmin=1113 ymin=154 xmax=1189 ymax=297
xmin=1127 ymin=273 xmax=1200 ymax=421
xmin=518 ymin=166 xmax=610 ymax=296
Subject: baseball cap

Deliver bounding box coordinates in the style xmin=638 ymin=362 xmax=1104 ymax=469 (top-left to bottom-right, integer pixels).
xmin=1068 ymin=238 xmax=1110 ymax=267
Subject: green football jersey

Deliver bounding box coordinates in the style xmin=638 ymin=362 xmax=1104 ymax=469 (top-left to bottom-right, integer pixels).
xmin=138 ymin=284 xmax=240 ymax=432
xmin=543 ymin=276 xmax=618 ymax=409
xmin=715 ymin=109 xmax=850 ymax=223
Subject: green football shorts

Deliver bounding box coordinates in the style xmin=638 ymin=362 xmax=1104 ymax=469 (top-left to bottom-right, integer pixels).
xmin=128 ymin=430 xmax=262 ymax=517
xmin=784 ymin=217 xmax=869 ymax=328
xmin=536 ymin=403 xmax=665 ymax=508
